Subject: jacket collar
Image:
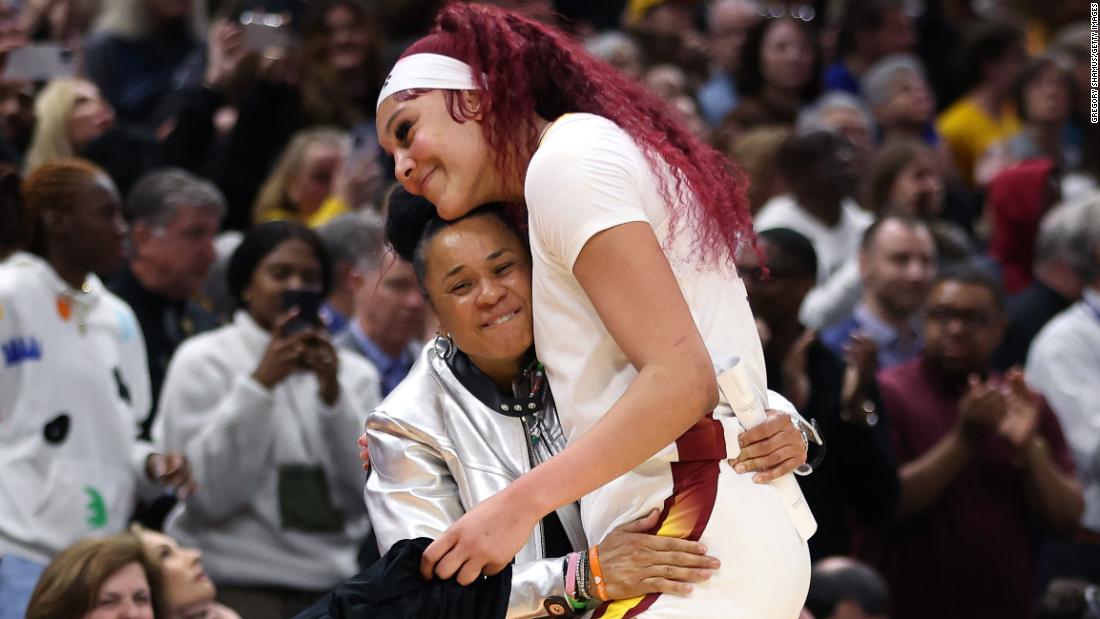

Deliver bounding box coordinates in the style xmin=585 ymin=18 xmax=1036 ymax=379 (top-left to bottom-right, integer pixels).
xmin=435 ymin=337 xmax=550 ymax=419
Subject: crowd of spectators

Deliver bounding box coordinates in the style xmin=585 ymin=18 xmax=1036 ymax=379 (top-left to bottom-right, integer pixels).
xmin=0 ymin=0 xmax=1098 ymax=617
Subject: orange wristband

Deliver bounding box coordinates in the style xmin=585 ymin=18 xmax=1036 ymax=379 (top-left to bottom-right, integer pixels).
xmin=589 ymin=545 xmax=609 ymax=601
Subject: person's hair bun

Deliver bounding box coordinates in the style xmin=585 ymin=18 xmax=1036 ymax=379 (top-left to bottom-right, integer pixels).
xmin=385 ymin=187 xmax=443 ymax=263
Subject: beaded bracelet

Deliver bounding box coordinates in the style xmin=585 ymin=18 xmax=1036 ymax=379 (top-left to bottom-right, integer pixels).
xmin=577 ymin=549 xmax=591 ymax=602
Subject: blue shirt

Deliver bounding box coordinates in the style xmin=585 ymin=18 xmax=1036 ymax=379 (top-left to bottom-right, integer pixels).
xmin=821 ymin=303 xmax=922 ymax=370
xmin=823 ymin=60 xmax=861 ymax=95
xmin=320 ymin=302 xmax=349 ymax=337
xmin=348 ymin=321 xmax=416 ymax=397
xmin=698 ymin=70 xmax=739 ymax=128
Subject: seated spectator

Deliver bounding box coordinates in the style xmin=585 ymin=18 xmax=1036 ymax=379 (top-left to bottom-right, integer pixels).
xmin=0 ymin=160 xmax=192 ymax=619
xmin=805 ymin=557 xmax=890 ymax=619
xmin=642 ymin=64 xmax=708 ymax=137
xmin=863 ymin=139 xmax=944 ymax=218
xmin=26 ymin=534 xmax=166 ymax=619
xmin=740 ymin=228 xmax=898 ymax=560
xmin=1027 ymin=195 xmax=1100 ymax=585
xmin=300 ymin=0 xmax=386 ymax=128
xmin=623 ymin=0 xmax=708 ymax=84
xmin=861 ymin=138 xmax=975 ymax=264
xmin=584 ymin=30 xmax=643 ymax=79
xmin=85 ymin=0 xmax=205 ymax=129
xmin=24 ymin=79 xmax=116 ymax=174
xmin=862 ymin=266 xmax=1083 ymax=619
xmin=993 ymin=195 xmax=1096 ymax=370
xmin=822 ymin=216 xmax=936 ymax=370
xmin=860 ymin=54 xmax=940 ymax=148
xmin=109 ymin=169 xmax=225 ymax=439
xmin=936 ymin=21 xmax=1027 ymax=187
xmin=755 ymin=130 xmax=872 ymax=329
xmin=252 ymin=128 xmax=351 ymax=227
xmin=823 ymin=0 xmax=914 ymax=95
xmin=155 ymin=221 xmax=381 ymax=618
xmin=721 ymin=15 xmax=820 ymax=135
xmin=1003 ymin=55 xmax=1080 ymax=172
xmin=796 ymin=92 xmax=876 ymax=175
xmin=131 ymin=525 xmax=240 ymax=619
xmin=332 ymin=231 xmax=427 ymax=397
xmin=314 ymin=211 xmax=386 ymax=337
xmin=722 ymin=125 xmax=789 ymax=214
xmin=987 ymin=158 xmax=1061 ymax=294
xmin=696 ymin=0 xmax=760 ymax=127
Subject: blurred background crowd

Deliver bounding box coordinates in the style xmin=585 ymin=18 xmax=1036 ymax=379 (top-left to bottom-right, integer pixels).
xmin=0 ymin=0 xmax=1098 ymax=617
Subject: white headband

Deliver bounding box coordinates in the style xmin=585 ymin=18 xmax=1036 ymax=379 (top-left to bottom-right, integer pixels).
xmin=376 ymin=53 xmax=480 ymax=112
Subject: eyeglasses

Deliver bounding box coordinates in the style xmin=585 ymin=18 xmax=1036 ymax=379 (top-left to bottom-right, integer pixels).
xmin=924 ymin=307 xmax=994 ymax=329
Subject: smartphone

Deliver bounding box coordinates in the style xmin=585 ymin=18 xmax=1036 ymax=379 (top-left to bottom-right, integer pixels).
xmin=240 ymin=11 xmax=291 ymax=57
xmin=3 ymin=44 xmax=77 ymax=81
xmin=281 ymin=289 xmax=324 ymax=334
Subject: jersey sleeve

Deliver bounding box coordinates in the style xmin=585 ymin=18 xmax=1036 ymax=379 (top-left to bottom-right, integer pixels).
xmin=524 ymin=117 xmax=652 ymax=270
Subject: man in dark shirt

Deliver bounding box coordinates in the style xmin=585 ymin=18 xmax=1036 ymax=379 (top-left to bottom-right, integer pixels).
xmin=740 ymin=227 xmax=899 ymax=561
xmin=863 ymin=265 xmax=1083 ymax=619
xmin=993 ymin=200 xmax=1087 ymax=370
xmin=109 ymin=169 xmax=223 ymax=439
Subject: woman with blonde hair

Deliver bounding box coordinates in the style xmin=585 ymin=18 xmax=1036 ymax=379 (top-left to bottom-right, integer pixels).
xmin=24 ymin=78 xmax=115 ymax=174
xmin=252 ymin=128 xmax=351 ymax=226
xmin=26 ymin=534 xmax=167 ymax=619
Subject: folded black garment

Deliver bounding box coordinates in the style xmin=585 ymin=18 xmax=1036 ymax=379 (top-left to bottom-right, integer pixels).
xmin=295 ymin=538 xmax=512 ymax=619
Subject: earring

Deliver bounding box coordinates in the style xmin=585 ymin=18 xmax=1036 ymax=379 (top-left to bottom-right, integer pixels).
xmin=433 ymin=332 xmax=455 ymax=360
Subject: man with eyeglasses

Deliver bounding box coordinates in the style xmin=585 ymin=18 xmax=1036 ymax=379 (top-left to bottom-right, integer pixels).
xmin=860 ymin=265 xmax=1083 ymax=619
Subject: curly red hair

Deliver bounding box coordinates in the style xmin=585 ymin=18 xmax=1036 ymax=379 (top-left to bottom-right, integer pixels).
xmin=397 ymin=2 xmax=752 ymax=264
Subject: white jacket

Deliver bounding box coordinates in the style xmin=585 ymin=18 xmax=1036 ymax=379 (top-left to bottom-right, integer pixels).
xmin=155 ymin=311 xmax=380 ymax=590
xmin=0 ymin=253 xmax=154 ymax=563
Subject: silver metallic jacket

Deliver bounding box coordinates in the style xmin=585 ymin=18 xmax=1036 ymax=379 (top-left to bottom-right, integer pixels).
xmin=365 ymin=343 xmax=585 ymax=618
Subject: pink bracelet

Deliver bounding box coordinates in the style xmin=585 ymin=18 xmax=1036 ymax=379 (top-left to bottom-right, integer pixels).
xmin=565 ymin=551 xmax=580 ymax=600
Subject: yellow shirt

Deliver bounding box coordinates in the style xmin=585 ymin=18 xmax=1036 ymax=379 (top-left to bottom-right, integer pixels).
xmin=936 ymin=98 xmax=1020 ymax=187
xmin=256 ymin=196 xmax=350 ymax=228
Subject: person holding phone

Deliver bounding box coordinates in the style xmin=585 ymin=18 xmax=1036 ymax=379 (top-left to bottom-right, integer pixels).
xmin=153 ymin=220 xmax=381 ymax=619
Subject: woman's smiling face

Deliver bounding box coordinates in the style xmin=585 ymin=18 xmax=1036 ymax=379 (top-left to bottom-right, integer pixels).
xmin=377 ymin=90 xmax=508 ymax=221
xmin=422 ymin=212 xmax=533 ymax=379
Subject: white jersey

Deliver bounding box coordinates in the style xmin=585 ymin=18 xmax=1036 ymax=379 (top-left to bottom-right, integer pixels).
xmin=524 ymin=115 xmax=809 ymax=617
xmin=0 ymin=252 xmax=153 ymax=563
xmin=525 ymin=114 xmax=766 ymax=532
